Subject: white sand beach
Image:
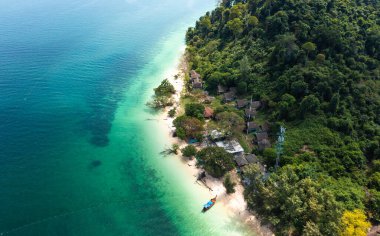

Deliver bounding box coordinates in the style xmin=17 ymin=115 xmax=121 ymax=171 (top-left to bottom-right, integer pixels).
xmin=153 ymin=49 xmax=274 ymax=236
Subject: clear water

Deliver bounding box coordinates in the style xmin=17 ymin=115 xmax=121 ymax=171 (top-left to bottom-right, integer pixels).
xmin=0 ymin=1 xmax=255 ymax=235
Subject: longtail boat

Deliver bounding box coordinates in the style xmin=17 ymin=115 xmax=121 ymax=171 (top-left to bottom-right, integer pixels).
xmin=202 ymin=196 xmax=217 ymax=212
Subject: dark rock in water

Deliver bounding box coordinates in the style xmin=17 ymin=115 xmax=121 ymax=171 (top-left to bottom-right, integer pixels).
xmin=90 ymin=160 xmax=102 ymax=168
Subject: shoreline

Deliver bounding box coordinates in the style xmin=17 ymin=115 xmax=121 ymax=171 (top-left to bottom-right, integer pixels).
xmin=155 ymin=51 xmax=274 ymax=236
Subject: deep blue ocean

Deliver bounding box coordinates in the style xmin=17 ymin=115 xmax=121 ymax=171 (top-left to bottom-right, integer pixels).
xmin=0 ymin=1 xmax=255 ymax=235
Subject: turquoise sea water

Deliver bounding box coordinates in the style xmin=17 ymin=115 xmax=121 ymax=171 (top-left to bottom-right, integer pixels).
xmin=0 ymin=1 xmax=255 ymax=235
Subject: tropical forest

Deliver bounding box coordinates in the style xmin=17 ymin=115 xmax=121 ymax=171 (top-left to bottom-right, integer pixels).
xmin=185 ymin=0 xmax=380 ymax=235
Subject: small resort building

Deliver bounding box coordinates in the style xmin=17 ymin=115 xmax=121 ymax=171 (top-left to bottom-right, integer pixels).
xmin=209 ymin=130 xmax=225 ymax=141
xmin=204 ymin=107 xmax=214 ymax=119
xmin=247 ymin=122 xmax=260 ymax=133
xmin=245 ymin=108 xmax=257 ymax=119
xmin=217 ymin=84 xmax=226 ymax=94
xmin=234 ymin=155 xmax=249 ymax=167
xmin=236 ymin=99 xmax=249 ymax=109
xmin=190 ymin=70 xmax=203 ymax=89
xmin=255 ymin=132 xmax=271 ymax=151
xmin=258 ymin=139 xmax=271 ymax=151
xmin=223 ymin=91 xmax=235 ymax=102
xmin=250 ymin=101 xmax=262 ymax=109
xmin=215 ymin=140 xmax=244 ymax=155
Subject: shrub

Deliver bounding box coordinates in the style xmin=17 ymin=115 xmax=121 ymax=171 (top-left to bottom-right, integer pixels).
xmin=181 ymin=145 xmax=197 ymax=158
xmin=196 ymin=147 xmax=234 ymax=178
xmin=223 ymin=173 xmax=236 ymax=194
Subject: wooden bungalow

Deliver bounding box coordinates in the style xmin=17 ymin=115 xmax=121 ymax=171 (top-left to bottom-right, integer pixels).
xmin=245 ymin=154 xmax=259 ymax=164
xmin=261 ymin=122 xmax=270 ymax=132
xmin=236 ymin=99 xmax=249 ymax=109
xmin=258 ymin=139 xmax=271 ymax=151
xmin=215 ymin=140 xmax=244 ymax=155
xmin=234 ymin=155 xmax=249 ymax=167
xmin=245 ymin=108 xmax=257 ymax=119
xmin=250 ymin=101 xmax=262 ymax=109
xmin=190 ymin=70 xmax=202 ymax=89
xmin=204 ymin=107 xmax=214 ymax=119
xmin=247 ymin=122 xmax=260 ymax=133
xmin=256 ymin=132 xmax=270 ymax=151
xmin=190 ymin=70 xmax=200 ymax=80
xmin=223 ymin=91 xmax=236 ymax=102
xmin=217 ymin=84 xmax=226 ymax=94
xmin=256 ymin=132 xmax=268 ymax=141
xmin=229 ymin=87 xmax=237 ymax=95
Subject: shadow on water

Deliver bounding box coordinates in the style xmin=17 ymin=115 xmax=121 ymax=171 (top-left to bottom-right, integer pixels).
xmin=88 ymin=160 xmax=102 ymax=169
xmin=84 ymin=95 xmax=119 ymax=147
xmin=82 ymin=54 xmax=140 ymax=147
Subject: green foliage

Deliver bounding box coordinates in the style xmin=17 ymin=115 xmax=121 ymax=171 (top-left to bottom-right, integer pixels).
xmin=215 ymin=111 xmax=245 ymax=135
xmin=223 ymin=173 xmax=236 ymax=194
xmin=247 ymin=15 xmax=259 ymax=27
xmin=168 ymin=107 xmax=176 ymax=117
xmin=369 ymin=172 xmax=380 ymax=191
xmin=244 ymin=166 xmax=342 ymax=235
xmin=237 ymin=81 xmax=247 ymax=95
xmin=147 ymin=79 xmax=176 ymax=109
xmin=300 ymin=95 xmax=320 ymax=116
xmin=226 ymin=18 xmax=243 ymax=37
xmin=187 ymin=0 xmax=380 ymax=230
xmin=154 ymin=79 xmax=175 ymax=97
xmin=196 ymin=147 xmax=234 ymax=178
xmin=181 ymin=145 xmax=197 ymax=158
xmin=302 ymin=42 xmax=317 ymax=56
xmin=173 ymin=116 xmax=204 ymax=140
xmin=185 ymin=103 xmax=205 ymax=120
xmin=366 ymin=189 xmax=380 ymax=222
xmin=171 ymin=144 xmax=180 ymax=155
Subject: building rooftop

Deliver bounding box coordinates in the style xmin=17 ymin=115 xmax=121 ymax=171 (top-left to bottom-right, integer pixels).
xmin=217 ymin=84 xmax=226 ymax=94
xmin=204 ymin=107 xmax=214 ymax=118
xmin=256 ymin=132 xmax=269 ymax=141
xmin=250 ymin=101 xmax=262 ymax=109
xmin=234 ymin=155 xmax=249 ymax=167
xmin=223 ymin=92 xmax=235 ymax=102
xmin=236 ymin=99 xmax=248 ymax=108
xmin=245 ymin=108 xmax=257 ymax=118
xmin=215 ymin=140 xmax=244 ymax=154
xmin=190 ymin=70 xmax=200 ymax=80
xmin=258 ymin=139 xmax=271 ymax=151
xmin=210 ymin=130 xmax=224 ymax=140
xmin=245 ymin=154 xmax=259 ymax=164
xmin=247 ymin=122 xmax=260 ymax=131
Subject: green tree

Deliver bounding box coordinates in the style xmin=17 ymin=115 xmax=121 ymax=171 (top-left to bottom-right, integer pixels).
xmin=278 ymin=93 xmax=296 ymax=119
xmin=244 ymin=166 xmax=342 ymax=235
xmin=247 ymin=15 xmax=259 ymax=27
xmin=367 ymin=189 xmax=380 ymax=222
xmin=154 ymin=79 xmax=175 ymax=97
xmin=196 ymin=147 xmax=234 ymax=178
xmin=369 ymin=172 xmax=380 ymax=191
xmin=237 ymin=81 xmax=247 ymax=95
xmin=181 ymin=145 xmax=197 ymax=158
xmin=226 ymin=18 xmax=243 ymax=38
xmin=300 ymin=95 xmax=320 ymax=116
xmin=173 ymin=116 xmax=204 ymax=140
xmin=329 ymin=93 xmax=340 ymax=114
xmin=185 ymin=103 xmax=205 ymax=120
xmin=302 ymin=42 xmax=317 ymax=58
xmin=223 ymin=173 xmax=236 ymax=194
xmin=239 ymin=55 xmax=250 ymax=79
xmin=168 ymin=107 xmax=176 ymax=117
xmin=215 ymin=111 xmax=245 ymax=135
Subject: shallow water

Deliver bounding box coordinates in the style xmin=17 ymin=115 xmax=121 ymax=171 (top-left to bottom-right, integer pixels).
xmin=0 ymin=1 xmax=255 ymax=235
